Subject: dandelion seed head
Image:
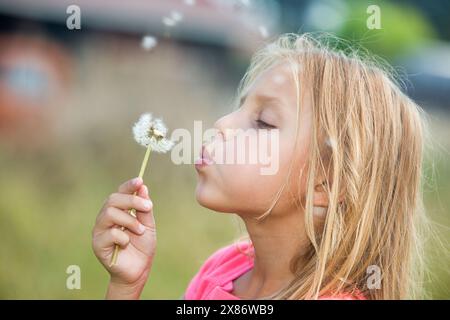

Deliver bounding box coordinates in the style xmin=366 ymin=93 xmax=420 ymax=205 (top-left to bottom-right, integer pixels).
xmin=132 ymin=113 xmax=174 ymax=153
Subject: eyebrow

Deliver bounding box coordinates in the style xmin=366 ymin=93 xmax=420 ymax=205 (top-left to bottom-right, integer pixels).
xmin=239 ymin=93 xmax=284 ymax=109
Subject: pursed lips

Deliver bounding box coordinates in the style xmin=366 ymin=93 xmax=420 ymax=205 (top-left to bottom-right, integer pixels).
xmin=195 ymin=145 xmax=215 ymax=167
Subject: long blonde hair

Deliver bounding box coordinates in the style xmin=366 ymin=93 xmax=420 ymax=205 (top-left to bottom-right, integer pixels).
xmin=233 ymin=33 xmax=429 ymax=300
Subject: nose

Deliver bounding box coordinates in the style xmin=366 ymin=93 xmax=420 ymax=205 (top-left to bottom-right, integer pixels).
xmin=212 ymin=116 xmax=226 ymax=142
xmin=213 ymin=111 xmax=238 ymax=141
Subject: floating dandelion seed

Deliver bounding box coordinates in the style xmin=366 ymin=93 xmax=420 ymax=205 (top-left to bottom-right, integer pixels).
xmin=170 ymin=10 xmax=183 ymax=23
xmin=162 ymin=16 xmax=176 ymax=27
xmin=109 ymin=113 xmax=174 ymax=266
xmin=163 ymin=11 xmax=183 ymax=28
xmin=141 ymin=35 xmax=158 ymax=51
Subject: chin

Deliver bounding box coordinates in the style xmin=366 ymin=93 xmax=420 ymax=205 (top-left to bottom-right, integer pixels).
xmin=195 ymin=183 xmax=234 ymax=213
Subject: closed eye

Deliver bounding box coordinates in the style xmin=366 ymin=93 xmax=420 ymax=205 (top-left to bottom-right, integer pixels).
xmin=256 ymin=119 xmax=276 ymax=129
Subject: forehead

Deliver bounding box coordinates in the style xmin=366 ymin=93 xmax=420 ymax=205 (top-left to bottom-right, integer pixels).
xmin=244 ymin=61 xmax=299 ymax=110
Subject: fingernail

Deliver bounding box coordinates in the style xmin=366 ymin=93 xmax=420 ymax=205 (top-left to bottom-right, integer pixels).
xmin=143 ymin=200 xmax=152 ymax=210
xmin=144 ymin=186 xmax=149 ymax=197
xmin=138 ymin=223 xmax=146 ymax=234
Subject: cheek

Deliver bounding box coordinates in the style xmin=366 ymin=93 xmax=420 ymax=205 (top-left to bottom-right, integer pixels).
xmin=214 ymin=163 xmax=288 ymax=214
xmin=195 ymin=130 xmax=308 ymax=215
xmin=196 ymin=141 xmax=295 ymax=215
xmin=285 ymin=137 xmax=311 ymax=207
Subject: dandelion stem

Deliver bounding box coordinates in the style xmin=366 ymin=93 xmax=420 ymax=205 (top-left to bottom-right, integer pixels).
xmin=109 ymin=145 xmax=152 ymax=267
xmin=138 ymin=144 xmax=152 ymax=179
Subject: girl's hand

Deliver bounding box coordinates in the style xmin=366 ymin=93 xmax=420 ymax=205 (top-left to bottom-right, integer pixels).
xmin=92 ymin=177 xmax=156 ymax=298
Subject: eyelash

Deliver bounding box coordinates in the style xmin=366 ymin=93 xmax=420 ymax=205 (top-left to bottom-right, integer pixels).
xmin=256 ymin=119 xmax=276 ymax=129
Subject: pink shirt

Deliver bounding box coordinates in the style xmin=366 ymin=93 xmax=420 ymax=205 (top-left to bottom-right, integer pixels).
xmin=184 ymin=241 xmax=366 ymax=300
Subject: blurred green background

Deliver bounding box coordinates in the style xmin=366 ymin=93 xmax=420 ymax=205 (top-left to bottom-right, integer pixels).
xmin=0 ymin=0 xmax=448 ymax=299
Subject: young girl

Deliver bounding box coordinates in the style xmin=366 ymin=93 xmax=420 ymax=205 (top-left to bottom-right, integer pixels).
xmin=92 ymin=33 xmax=428 ymax=300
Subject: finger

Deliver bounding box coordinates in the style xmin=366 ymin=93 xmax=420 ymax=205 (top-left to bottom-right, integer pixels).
xmin=136 ymin=207 xmax=156 ymax=230
xmin=118 ymin=177 xmax=143 ymax=194
xmin=100 ymin=206 xmax=146 ymax=235
xmin=105 ymin=193 xmax=153 ymax=212
xmin=137 ymin=185 xmax=149 ymax=200
xmin=136 ymin=186 xmax=156 ymax=230
xmin=95 ymin=228 xmax=130 ymax=249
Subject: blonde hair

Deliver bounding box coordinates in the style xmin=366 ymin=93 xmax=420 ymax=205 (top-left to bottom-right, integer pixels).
xmin=232 ymin=33 xmax=430 ymax=300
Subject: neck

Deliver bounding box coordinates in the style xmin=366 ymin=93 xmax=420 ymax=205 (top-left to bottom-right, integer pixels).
xmin=238 ymin=209 xmax=309 ymax=298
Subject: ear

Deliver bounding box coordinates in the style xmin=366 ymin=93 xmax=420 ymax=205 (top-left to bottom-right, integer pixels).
xmin=313 ymin=179 xmax=345 ymax=207
xmin=313 ymin=180 xmax=329 ymax=207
